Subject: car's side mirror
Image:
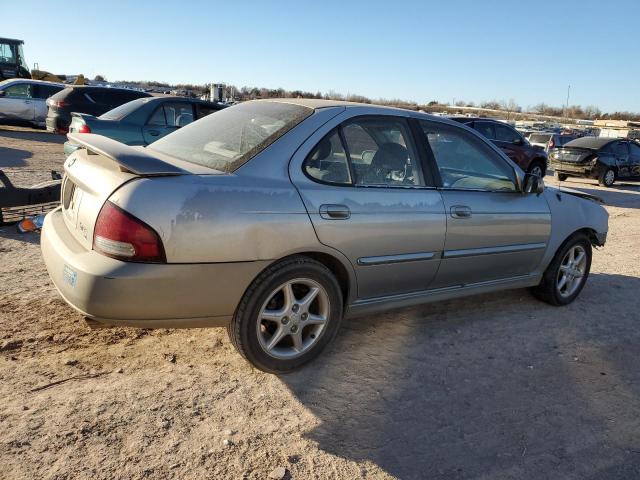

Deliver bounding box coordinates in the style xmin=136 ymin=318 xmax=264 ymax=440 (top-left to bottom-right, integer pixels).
xmin=524 ymin=173 xmax=544 ymax=194
xmin=513 ymin=137 xmax=524 ymax=146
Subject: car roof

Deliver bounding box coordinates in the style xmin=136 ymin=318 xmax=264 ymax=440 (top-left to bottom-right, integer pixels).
xmin=564 ymin=137 xmax=619 ymax=149
xmin=0 ymin=78 xmax=65 ymax=87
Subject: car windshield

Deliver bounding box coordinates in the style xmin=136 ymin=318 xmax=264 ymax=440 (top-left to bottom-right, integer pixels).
xmin=99 ymin=98 xmax=147 ymax=120
xmin=149 ymin=101 xmax=312 ymax=172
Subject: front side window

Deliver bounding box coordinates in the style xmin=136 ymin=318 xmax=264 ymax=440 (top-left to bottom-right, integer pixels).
xmin=304 ymin=130 xmax=351 ymax=185
xmin=149 ymin=101 xmax=312 ymax=172
xmin=163 ymin=102 xmax=194 ymax=127
xmin=494 ymin=124 xmax=521 ymax=143
xmin=342 ymin=118 xmax=421 ymax=186
xmin=4 ymin=83 xmax=31 ymax=98
xmin=420 ymin=121 xmax=517 ymax=192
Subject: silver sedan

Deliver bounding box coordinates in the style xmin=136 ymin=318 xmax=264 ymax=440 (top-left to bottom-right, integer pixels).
xmin=0 ymin=79 xmax=64 ymax=127
xmin=41 ymin=99 xmax=609 ymax=372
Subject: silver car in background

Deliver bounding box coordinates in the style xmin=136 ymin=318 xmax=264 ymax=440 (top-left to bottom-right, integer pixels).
xmin=0 ymin=79 xmax=64 ymax=127
xmin=41 ymin=99 xmax=609 ymax=373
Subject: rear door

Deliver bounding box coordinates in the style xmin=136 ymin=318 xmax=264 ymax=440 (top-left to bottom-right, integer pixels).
xmin=32 ymin=84 xmax=63 ymax=123
xmin=610 ymin=141 xmax=631 ymax=177
xmin=628 ymin=142 xmax=640 ymax=177
xmin=418 ymin=120 xmax=551 ymax=288
xmin=0 ymin=82 xmax=35 ymax=122
xmin=290 ymin=114 xmax=446 ymax=299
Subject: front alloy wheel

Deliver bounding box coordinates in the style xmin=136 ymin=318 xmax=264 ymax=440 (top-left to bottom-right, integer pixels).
xmin=556 ymin=245 xmax=588 ymax=298
xmin=531 ymin=233 xmax=592 ymax=306
xmin=599 ymin=168 xmax=615 ymax=187
xmin=529 ymin=162 xmax=545 ymax=178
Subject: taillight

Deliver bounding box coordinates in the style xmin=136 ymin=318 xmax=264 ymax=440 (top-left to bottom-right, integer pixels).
xmin=93 ymin=201 xmax=166 ymax=263
xmin=78 ymin=124 xmax=91 ymax=134
xmin=47 ymin=99 xmax=69 ymax=108
xmin=548 ymin=139 xmax=555 ymax=149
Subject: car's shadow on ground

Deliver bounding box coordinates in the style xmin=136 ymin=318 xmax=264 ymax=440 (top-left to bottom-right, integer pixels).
xmin=280 ymin=274 xmax=640 ymax=479
xmin=0 ymin=226 xmax=42 ymax=245
xmin=0 ymin=126 xmax=65 ymax=144
xmin=0 ymin=146 xmax=31 ymax=167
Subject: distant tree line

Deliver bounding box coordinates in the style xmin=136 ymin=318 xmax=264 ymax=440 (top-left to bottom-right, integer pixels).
xmin=114 ymin=79 xmax=640 ymax=121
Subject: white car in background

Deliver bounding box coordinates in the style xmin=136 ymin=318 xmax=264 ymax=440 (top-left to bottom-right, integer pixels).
xmin=0 ymin=79 xmax=64 ymax=127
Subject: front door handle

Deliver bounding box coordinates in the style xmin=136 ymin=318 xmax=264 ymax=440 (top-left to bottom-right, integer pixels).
xmin=450 ymin=205 xmax=472 ymax=219
xmin=320 ymin=204 xmax=351 ymax=220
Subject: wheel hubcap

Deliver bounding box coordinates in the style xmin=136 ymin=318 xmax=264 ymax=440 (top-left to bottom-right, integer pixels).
xmin=531 ymin=165 xmax=543 ymax=178
xmin=256 ymin=278 xmax=330 ymax=360
xmin=605 ymin=170 xmax=615 ymax=185
xmin=556 ymin=245 xmax=587 ymax=298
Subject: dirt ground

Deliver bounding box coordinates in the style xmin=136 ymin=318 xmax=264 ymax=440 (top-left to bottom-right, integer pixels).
xmin=1 ymin=125 xmax=639 ymax=480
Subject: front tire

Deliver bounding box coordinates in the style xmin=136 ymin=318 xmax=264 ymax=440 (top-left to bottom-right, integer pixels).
xmin=227 ymin=256 xmax=343 ymax=373
xmin=531 ymin=233 xmax=592 ymax=306
xmin=527 ymin=160 xmax=546 ymax=178
xmin=598 ymin=167 xmax=616 ymax=187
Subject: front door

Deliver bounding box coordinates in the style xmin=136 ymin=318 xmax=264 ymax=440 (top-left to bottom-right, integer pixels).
xmin=290 ymin=115 xmax=446 ymax=299
xmin=418 ymin=119 xmax=551 ymax=288
xmin=0 ymin=83 xmax=35 ymax=122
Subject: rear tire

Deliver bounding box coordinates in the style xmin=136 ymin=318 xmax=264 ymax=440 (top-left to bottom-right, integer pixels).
xmin=227 ymin=256 xmax=343 ymax=373
xmin=598 ymin=167 xmax=616 ymax=187
xmin=531 ymin=233 xmax=592 ymax=306
xmin=554 ymin=172 xmax=569 ymax=181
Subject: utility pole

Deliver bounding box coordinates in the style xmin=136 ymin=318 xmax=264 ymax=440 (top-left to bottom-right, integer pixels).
xmin=564 ymin=84 xmax=571 ymax=118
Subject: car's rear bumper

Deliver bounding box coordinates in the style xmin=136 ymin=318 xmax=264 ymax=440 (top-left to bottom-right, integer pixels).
xmin=550 ymin=160 xmax=596 ymax=176
xmin=46 ymin=114 xmax=71 ymax=134
xmin=41 ymin=208 xmax=269 ymax=328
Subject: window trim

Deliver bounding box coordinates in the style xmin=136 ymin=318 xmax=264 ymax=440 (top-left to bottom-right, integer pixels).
xmin=416 ymin=118 xmax=521 ymax=193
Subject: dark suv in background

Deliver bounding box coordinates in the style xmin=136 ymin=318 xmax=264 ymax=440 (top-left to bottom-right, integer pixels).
xmin=450 ymin=117 xmax=548 ymax=177
xmin=46 ymin=86 xmax=151 ymax=134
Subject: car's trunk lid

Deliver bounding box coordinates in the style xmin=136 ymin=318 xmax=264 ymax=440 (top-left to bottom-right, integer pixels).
xmin=61 ymin=133 xmax=217 ymax=250
xmin=552 ymin=146 xmax=596 ymax=163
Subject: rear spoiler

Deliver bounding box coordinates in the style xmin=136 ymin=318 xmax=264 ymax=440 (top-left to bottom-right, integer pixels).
xmin=66 ymin=133 xmax=184 ymax=176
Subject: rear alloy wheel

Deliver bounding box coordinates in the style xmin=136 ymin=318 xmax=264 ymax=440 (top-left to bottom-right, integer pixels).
xmin=528 ymin=161 xmax=546 ymax=178
xmin=554 ymin=172 xmax=569 ymax=181
xmin=598 ymin=168 xmax=616 ymax=187
xmin=531 ymin=233 xmax=592 ymax=306
xmin=227 ymin=256 xmax=343 ymax=373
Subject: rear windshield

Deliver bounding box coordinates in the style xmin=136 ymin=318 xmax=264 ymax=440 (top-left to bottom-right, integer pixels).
xmin=148 ymin=101 xmax=312 ymax=172
xmin=99 ymin=98 xmax=147 ymax=120
xmin=529 ymin=133 xmax=553 ymax=143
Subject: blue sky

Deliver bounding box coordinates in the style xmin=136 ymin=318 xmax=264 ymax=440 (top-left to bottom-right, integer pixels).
xmin=6 ymin=0 xmax=639 ymax=112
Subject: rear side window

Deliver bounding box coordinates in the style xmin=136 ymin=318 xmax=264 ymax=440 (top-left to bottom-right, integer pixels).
xmin=303 ymin=117 xmax=423 ymax=187
xmin=304 ymin=130 xmax=351 ymax=185
xmin=147 ymin=103 xmax=195 ymax=127
xmin=420 ymin=120 xmax=517 ymax=192
xmin=33 ymin=84 xmax=63 ymax=99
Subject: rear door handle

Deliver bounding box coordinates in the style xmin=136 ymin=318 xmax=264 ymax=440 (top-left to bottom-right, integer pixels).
xmin=320 ymin=204 xmax=351 ymax=220
xmin=450 ymin=205 xmax=472 ymax=219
